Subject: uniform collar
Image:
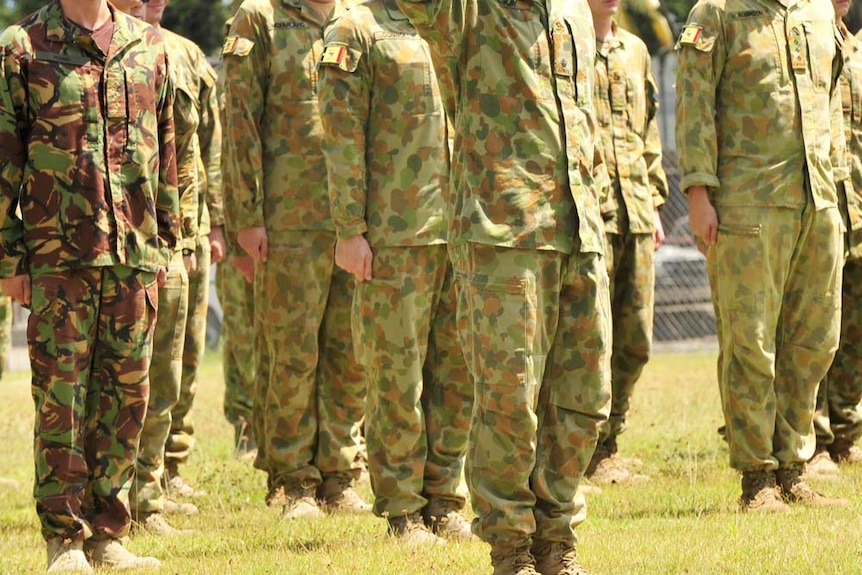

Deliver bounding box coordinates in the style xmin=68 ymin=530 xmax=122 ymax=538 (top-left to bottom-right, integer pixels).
xmin=43 ymin=1 xmax=139 ymax=53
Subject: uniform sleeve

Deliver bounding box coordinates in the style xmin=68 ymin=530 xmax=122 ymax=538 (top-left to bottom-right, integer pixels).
xmin=155 ymin=46 xmax=180 ymax=265
xmin=221 ymin=7 xmax=267 ymax=232
xmin=0 ymin=38 xmax=28 ymax=278
xmin=171 ymin=59 xmax=200 ymax=252
xmin=643 ymin=48 xmax=668 ymax=206
xmin=831 ymin=25 xmax=849 ymax=185
xmin=317 ymin=20 xmax=371 ymax=240
xmin=674 ymin=3 xmax=724 ymax=195
xmin=199 ymin=56 xmax=224 ymax=228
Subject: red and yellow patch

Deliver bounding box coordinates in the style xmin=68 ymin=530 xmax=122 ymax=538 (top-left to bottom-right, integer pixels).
xmin=320 ymin=45 xmax=346 ymax=65
xmin=678 ymin=26 xmax=702 ymax=46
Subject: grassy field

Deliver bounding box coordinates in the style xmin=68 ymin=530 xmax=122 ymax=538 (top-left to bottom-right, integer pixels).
xmin=1 ymin=349 xmax=861 ymax=574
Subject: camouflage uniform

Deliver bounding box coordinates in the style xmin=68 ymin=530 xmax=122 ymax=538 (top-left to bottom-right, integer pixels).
xmin=394 ymin=0 xmax=612 ymax=562
xmin=222 ymin=0 xmax=366 ymax=500
xmin=0 ymin=296 xmax=11 ymax=379
xmin=593 ymin=22 xmax=668 ymax=449
xmin=163 ymin=28 xmax=224 ymax=479
xmin=676 ymin=1 xmax=845 ymax=473
xmin=133 ymin=26 xmax=219 ymax=516
xmin=814 ymin=23 xmax=862 ymax=456
xmin=0 ymin=1 xmax=179 ymax=543
xmin=318 ymin=0 xmax=472 ymax=527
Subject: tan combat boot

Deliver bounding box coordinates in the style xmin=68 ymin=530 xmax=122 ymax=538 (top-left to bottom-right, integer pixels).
xmin=805 ymin=448 xmax=840 ymax=478
xmin=84 ymin=538 xmax=161 ymax=570
xmin=829 ymin=440 xmax=862 ymax=465
xmin=133 ymin=512 xmax=194 ymax=537
xmin=490 ymin=543 xmax=539 ymax=575
xmin=265 ymin=484 xmax=287 ymax=507
xmin=283 ymin=482 xmax=325 ymax=519
xmin=738 ymin=470 xmax=790 ymax=513
xmin=317 ymin=472 xmax=371 ymax=513
xmin=46 ymin=538 xmax=93 ymax=574
xmin=163 ymin=498 xmax=199 ymax=516
xmin=776 ymin=465 xmax=849 ymax=507
xmin=163 ymin=467 xmax=206 ymax=499
xmin=533 ymin=540 xmax=590 ymax=575
xmin=585 ymin=437 xmax=648 ymax=485
xmin=388 ymin=512 xmax=446 ymax=545
xmin=423 ymin=497 xmax=474 ymax=540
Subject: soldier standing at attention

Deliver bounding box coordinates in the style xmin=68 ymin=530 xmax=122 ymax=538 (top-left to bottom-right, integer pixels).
xmin=222 ymin=0 xmax=369 ymax=518
xmin=393 ymin=1 xmax=612 ymax=573
xmin=676 ymin=0 xmax=849 ymax=511
xmin=144 ymin=0 xmax=228 ymax=504
xmin=0 ymin=0 xmax=179 ymax=571
xmin=809 ymin=0 xmax=862 ymax=474
xmin=585 ymin=0 xmax=668 ymax=486
xmin=318 ymin=0 xmax=473 ymax=544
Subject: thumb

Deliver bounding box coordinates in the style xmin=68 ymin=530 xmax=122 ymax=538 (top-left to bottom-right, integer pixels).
xmin=259 ymin=234 xmax=268 ymax=263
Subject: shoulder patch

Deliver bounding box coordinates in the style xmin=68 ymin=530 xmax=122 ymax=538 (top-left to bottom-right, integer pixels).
xmin=678 ymin=26 xmax=702 ymax=46
xmin=320 ymin=45 xmax=346 ymax=65
xmin=222 ymin=36 xmax=254 ymax=57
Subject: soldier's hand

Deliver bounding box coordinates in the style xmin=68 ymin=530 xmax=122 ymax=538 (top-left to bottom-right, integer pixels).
xmin=0 ymin=274 xmax=30 ymax=307
xmin=653 ymin=208 xmax=666 ymax=250
xmin=232 ymin=254 xmax=255 ymax=284
xmin=156 ymin=266 xmax=168 ymax=288
xmin=687 ymin=186 xmax=718 ymax=255
xmin=238 ymin=227 xmax=268 ymax=263
xmin=183 ymin=251 xmax=198 ymax=274
xmin=209 ymin=226 xmax=227 ymax=264
xmin=335 ymin=235 xmax=373 ymax=282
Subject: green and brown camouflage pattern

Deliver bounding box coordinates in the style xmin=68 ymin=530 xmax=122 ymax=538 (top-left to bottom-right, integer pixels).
xmin=392 ymin=0 xmax=607 ymax=256
xmin=318 ymin=0 xmax=448 ymax=247
xmin=675 ymin=0 xmax=847 ymax=209
xmin=222 ymin=0 xmax=355 ymax=236
xmin=218 ymin=255 xmax=255 ymax=430
xmin=319 ymin=0 xmax=470 ymax=519
xmin=594 ymin=24 xmax=667 ymax=234
xmin=0 ymin=296 xmax=11 ymax=380
xmin=0 ymin=1 xmax=179 ymax=278
xmin=132 ymin=251 xmax=188 ymax=515
xmin=29 ymin=266 xmax=159 ymax=541
xmin=815 ymin=24 xmax=862 ymax=450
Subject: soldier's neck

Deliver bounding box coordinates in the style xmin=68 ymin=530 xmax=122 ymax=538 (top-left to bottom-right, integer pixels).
xmin=593 ymin=16 xmax=614 ymax=43
xmin=305 ymin=0 xmax=335 ymax=21
xmin=60 ymin=0 xmax=111 ymax=31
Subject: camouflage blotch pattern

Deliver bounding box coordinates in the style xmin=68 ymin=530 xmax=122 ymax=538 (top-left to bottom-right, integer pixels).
xmin=593 ymin=24 xmax=667 ymax=442
xmin=0 ymin=296 xmax=11 ymax=380
xmin=29 ymin=266 xmax=158 ymax=541
xmin=319 ymin=0 xmax=471 ymax=518
xmin=393 ymin=0 xmax=606 ymax=256
xmin=132 ymin=252 xmax=188 ymax=515
xmin=318 ymin=0 xmax=448 ymax=248
xmin=676 ymin=0 xmax=845 ymax=470
xmin=395 ymin=0 xmax=612 ymax=546
xmin=0 ymin=2 xmax=180 ymax=279
xmin=218 ymin=255 xmax=255 ymax=429
xmin=815 ymin=24 xmax=862 ymax=449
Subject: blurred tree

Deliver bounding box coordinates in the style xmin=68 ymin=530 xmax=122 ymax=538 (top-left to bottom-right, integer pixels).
xmin=161 ymin=0 xmax=230 ymax=56
xmin=617 ymin=0 xmax=678 ymax=55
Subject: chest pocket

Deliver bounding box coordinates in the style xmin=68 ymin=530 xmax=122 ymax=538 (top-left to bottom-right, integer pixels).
xmin=26 ymin=53 xmax=95 ymax=151
xmin=800 ymin=18 xmax=838 ymax=93
xmin=374 ymin=35 xmax=440 ymax=118
xmin=271 ymin=21 xmax=319 ymax=101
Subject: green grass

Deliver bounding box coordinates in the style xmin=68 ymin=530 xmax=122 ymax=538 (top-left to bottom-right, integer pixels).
xmin=1 ymin=350 xmax=861 ymax=574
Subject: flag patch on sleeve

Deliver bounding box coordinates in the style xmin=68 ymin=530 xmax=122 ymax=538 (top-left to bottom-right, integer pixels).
xmin=678 ymin=26 xmax=702 ymax=46
xmin=321 ymin=45 xmax=346 ymax=65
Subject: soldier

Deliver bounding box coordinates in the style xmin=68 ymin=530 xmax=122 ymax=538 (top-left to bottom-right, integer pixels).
xmin=121 ymin=0 xmax=222 ymax=536
xmin=318 ymin=0 xmax=473 ymax=544
xmin=393 ymin=1 xmax=612 ymax=574
xmin=222 ymin=0 xmax=369 ymax=518
xmin=585 ymin=0 xmax=669 ymax=486
xmin=676 ymin=0 xmax=849 ymax=512
xmin=0 ymin=0 xmax=179 ymax=571
xmin=809 ymin=0 xmax=862 ymax=475
xmin=219 ymin=0 xmax=258 ymax=460
xmin=145 ymin=0 xmax=228 ymax=504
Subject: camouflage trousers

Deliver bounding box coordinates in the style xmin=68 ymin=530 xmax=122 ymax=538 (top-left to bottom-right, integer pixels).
xmin=814 ymin=256 xmax=862 ymax=447
xmin=131 ymin=251 xmax=189 ymax=514
xmin=252 ymin=230 xmax=365 ymax=489
xmin=355 ymin=245 xmax=472 ymax=518
xmin=165 ymin=239 xmax=211 ymax=470
xmin=0 ymin=295 xmax=12 ymax=380
xmin=602 ymin=231 xmax=654 ymax=442
xmin=450 ymin=242 xmax=611 ymax=546
xmin=709 ymin=204 xmax=842 ymax=471
xmin=29 ymin=266 xmax=157 ymax=541
xmin=217 ymin=252 xmax=255 ymax=433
